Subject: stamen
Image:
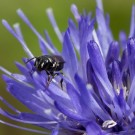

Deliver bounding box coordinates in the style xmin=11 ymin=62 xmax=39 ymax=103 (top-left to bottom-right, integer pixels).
xmin=102 ymin=120 xmax=117 ymax=129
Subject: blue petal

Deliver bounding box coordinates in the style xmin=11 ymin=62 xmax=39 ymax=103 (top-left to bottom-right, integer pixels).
xmin=17 ymin=9 xmax=55 ymax=54
xmin=71 ymin=4 xmax=81 ymax=22
xmin=66 ymin=82 xmax=82 ymax=114
xmin=55 ymin=101 xmax=87 ymax=121
xmin=79 ymin=18 xmax=95 ymax=82
xmin=127 ymin=37 xmax=135 ymax=81
xmin=112 ymin=61 xmax=122 ymax=90
xmin=96 ymin=7 xmax=109 ymax=57
xmin=46 ymin=8 xmax=63 ymax=43
xmin=51 ymin=125 xmax=59 ymax=135
xmin=3 ymin=75 xmax=58 ymax=119
xmin=86 ymin=121 xmax=104 ymax=135
xmin=62 ymin=30 xmax=78 ymax=80
xmin=68 ymin=19 xmax=80 ymax=51
xmin=105 ymin=41 xmax=120 ymax=66
xmin=129 ymin=5 xmax=135 ymax=37
xmin=75 ymin=74 xmax=111 ymax=121
xmin=119 ymin=31 xmax=127 ymax=49
xmin=128 ymin=76 xmax=135 ymax=108
xmin=39 ymin=38 xmax=48 ymax=55
xmin=44 ymin=30 xmax=59 ymax=54
xmin=0 ymin=109 xmax=57 ymax=125
xmin=87 ymin=40 xmax=114 ymax=96
xmin=2 ymin=19 xmax=34 ymax=58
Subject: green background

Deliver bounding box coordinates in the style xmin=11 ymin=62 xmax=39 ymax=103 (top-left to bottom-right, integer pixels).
xmin=0 ymin=0 xmax=133 ymax=135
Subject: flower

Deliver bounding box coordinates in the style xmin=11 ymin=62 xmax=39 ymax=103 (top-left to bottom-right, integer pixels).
xmin=0 ymin=0 xmax=135 ymax=135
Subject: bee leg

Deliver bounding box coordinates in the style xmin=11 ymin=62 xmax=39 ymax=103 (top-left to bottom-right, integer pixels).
xmin=46 ymin=71 xmax=52 ymax=88
xmin=52 ymin=72 xmax=64 ymax=90
xmin=60 ymin=78 xmax=64 ymax=90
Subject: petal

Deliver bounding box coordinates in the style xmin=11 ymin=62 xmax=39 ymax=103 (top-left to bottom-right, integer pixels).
xmin=3 ymin=75 xmax=56 ymax=119
xmin=17 ymin=9 xmax=55 ymax=54
xmin=0 ymin=109 xmax=57 ymax=125
xmin=46 ymin=8 xmax=63 ymax=43
xmin=86 ymin=121 xmax=104 ymax=135
xmin=55 ymin=101 xmax=86 ymax=121
xmin=62 ymin=30 xmax=78 ymax=80
xmin=39 ymin=38 xmax=48 ymax=55
xmin=119 ymin=31 xmax=127 ymax=49
xmin=129 ymin=5 xmax=135 ymax=37
xmin=2 ymin=19 xmax=34 ymax=58
xmin=96 ymin=7 xmax=109 ymax=57
xmin=71 ymin=4 xmax=81 ymax=22
xmin=75 ymin=74 xmax=111 ymax=121
xmin=105 ymin=41 xmax=120 ymax=66
xmin=127 ymin=37 xmax=135 ymax=81
xmin=87 ymin=40 xmax=114 ymax=96
xmin=128 ymin=76 xmax=135 ymax=108
xmin=44 ymin=30 xmax=59 ymax=54
xmin=68 ymin=19 xmax=80 ymax=51
xmin=79 ymin=18 xmax=95 ymax=82
xmin=112 ymin=61 xmax=122 ymax=92
xmin=66 ymin=82 xmax=82 ymax=114
xmin=0 ymin=120 xmax=49 ymax=134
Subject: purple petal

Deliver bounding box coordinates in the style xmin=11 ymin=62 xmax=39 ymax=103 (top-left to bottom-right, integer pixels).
xmin=55 ymin=101 xmax=87 ymax=121
xmin=96 ymin=7 xmax=109 ymax=57
xmin=86 ymin=121 xmax=104 ymax=135
xmin=0 ymin=120 xmax=49 ymax=134
xmin=128 ymin=76 xmax=135 ymax=108
xmin=2 ymin=19 xmax=34 ymax=58
xmin=129 ymin=5 xmax=135 ymax=37
xmin=87 ymin=40 xmax=113 ymax=96
xmin=79 ymin=18 xmax=95 ymax=82
xmin=119 ymin=31 xmax=127 ymax=49
xmin=44 ymin=30 xmax=59 ymax=54
xmin=62 ymin=30 xmax=78 ymax=80
xmin=0 ymin=96 xmax=20 ymax=113
xmin=105 ymin=41 xmax=120 ymax=66
xmin=71 ymin=4 xmax=81 ymax=22
xmin=46 ymin=8 xmax=63 ymax=43
xmin=3 ymin=75 xmax=57 ymax=119
xmin=0 ymin=109 xmax=57 ymax=125
xmin=51 ymin=125 xmax=59 ymax=135
xmin=39 ymin=38 xmax=48 ymax=55
xmin=17 ymin=9 xmax=55 ymax=54
xmin=68 ymin=19 xmax=80 ymax=51
xmin=127 ymin=37 xmax=135 ymax=81
xmin=112 ymin=61 xmax=122 ymax=91
xmin=66 ymin=82 xmax=82 ymax=114
xmin=75 ymin=74 xmax=111 ymax=121
xmin=96 ymin=0 xmax=103 ymax=11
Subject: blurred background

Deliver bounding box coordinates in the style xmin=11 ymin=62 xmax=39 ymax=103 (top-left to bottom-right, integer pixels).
xmin=0 ymin=0 xmax=133 ymax=134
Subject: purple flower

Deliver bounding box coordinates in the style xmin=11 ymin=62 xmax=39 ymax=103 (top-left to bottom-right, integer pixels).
xmin=0 ymin=0 xmax=135 ymax=135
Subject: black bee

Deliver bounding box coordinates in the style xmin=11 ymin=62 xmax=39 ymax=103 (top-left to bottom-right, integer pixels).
xmin=26 ymin=55 xmax=65 ymax=88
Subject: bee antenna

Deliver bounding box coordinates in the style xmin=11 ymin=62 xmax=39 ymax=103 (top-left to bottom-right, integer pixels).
xmin=26 ymin=57 xmax=37 ymax=64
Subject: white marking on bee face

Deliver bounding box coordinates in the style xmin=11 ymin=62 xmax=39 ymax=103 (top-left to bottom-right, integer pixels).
xmin=41 ymin=62 xmax=44 ymax=68
xmin=52 ymin=62 xmax=57 ymax=67
xmin=48 ymin=58 xmax=52 ymax=62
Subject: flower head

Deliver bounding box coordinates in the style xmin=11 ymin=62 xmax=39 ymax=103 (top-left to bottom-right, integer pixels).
xmin=1 ymin=0 xmax=135 ymax=135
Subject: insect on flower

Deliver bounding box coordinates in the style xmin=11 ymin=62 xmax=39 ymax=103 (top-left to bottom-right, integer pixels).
xmin=26 ymin=55 xmax=65 ymax=88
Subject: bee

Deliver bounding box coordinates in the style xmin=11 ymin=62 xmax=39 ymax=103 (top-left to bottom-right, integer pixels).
xmin=26 ymin=55 xmax=65 ymax=89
